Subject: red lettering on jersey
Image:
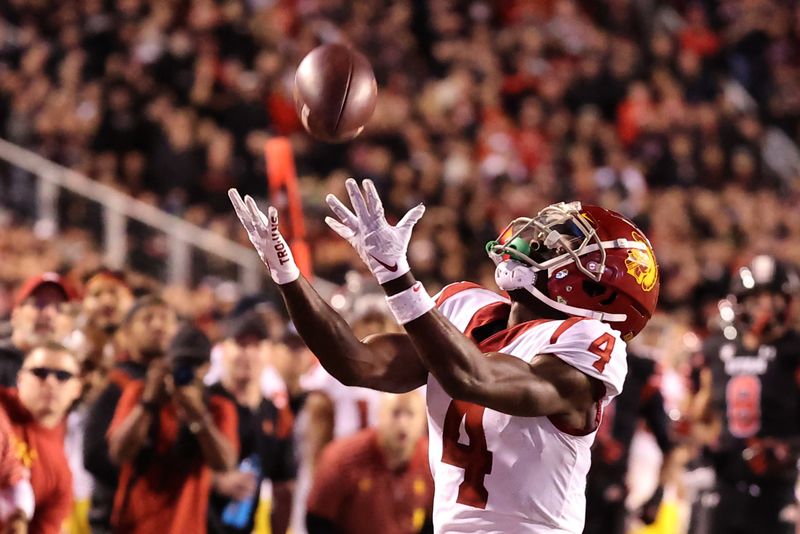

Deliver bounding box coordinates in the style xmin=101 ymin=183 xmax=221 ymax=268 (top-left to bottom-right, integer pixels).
xmin=441 ymin=400 xmax=493 ymax=509
xmin=589 ymin=333 xmax=615 ymax=372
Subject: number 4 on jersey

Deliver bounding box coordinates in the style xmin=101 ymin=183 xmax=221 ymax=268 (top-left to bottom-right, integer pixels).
xmin=589 ymin=332 xmax=615 ymax=373
xmin=441 ymin=400 xmax=493 ymax=509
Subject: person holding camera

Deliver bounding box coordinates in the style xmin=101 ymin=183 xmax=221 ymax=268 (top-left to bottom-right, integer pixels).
xmin=107 ymin=323 xmax=238 ymax=534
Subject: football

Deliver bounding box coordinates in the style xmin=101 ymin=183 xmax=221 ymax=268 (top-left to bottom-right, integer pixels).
xmin=293 ymin=43 xmax=378 ymax=143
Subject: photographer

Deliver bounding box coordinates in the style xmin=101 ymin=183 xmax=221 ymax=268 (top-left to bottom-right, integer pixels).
xmin=107 ymin=324 xmax=238 ymax=534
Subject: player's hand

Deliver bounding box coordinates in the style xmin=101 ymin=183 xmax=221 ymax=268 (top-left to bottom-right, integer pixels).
xmin=229 ymin=189 xmax=300 ymax=285
xmin=325 ymin=178 xmax=424 ymax=284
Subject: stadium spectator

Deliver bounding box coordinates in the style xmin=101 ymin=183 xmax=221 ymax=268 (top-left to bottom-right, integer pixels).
xmin=82 ymin=295 xmax=177 ymax=533
xmin=0 ymin=342 xmax=82 ymax=534
xmin=207 ymin=311 xmax=295 ymax=534
xmin=107 ymin=323 xmax=238 ymax=534
xmin=305 ymin=391 xmax=433 ymax=534
xmin=0 ymin=273 xmax=77 ymax=387
xmin=76 ymin=268 xmax=134 ymax=383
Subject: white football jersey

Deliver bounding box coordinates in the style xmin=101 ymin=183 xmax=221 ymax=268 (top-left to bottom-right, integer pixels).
xmin=428 ymin=282 xmax=627 ymax=533
xmin=299 ymin=362 xmax=381 ymax=438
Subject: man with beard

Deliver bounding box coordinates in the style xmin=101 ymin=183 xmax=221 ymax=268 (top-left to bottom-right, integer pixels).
xmin=82 ymin=296 xmax=176 ymax=533
xmin=77 ymin=269 xmax=134 ymax=386
xmin=0 ymin=273 xmax=77 ymax=387
xmin=64 ymin=269 xmax=134 ymax=533
xmin=690 ymin=256 xmax=800 ymax=534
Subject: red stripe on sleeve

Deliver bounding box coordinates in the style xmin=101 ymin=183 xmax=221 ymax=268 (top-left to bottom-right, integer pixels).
xmin=549 ymin=317 xmax=586 ymax=344
xmin=435 ymin=282 xmax=485 ymax=307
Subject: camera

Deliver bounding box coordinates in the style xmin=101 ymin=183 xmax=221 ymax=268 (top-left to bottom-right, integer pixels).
xmin=171 ymin=360 xmax=198 ymax=387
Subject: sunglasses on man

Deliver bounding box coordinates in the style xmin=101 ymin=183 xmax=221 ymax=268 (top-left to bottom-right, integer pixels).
xmin=23 ymin=367 xmax=76 ymax=382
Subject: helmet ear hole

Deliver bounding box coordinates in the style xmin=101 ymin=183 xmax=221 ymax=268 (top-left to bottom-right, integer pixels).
xmin=600 ymin=291 xmax=618 ymax=306
xmin=582 ymin=280 xmax=607 ymax=297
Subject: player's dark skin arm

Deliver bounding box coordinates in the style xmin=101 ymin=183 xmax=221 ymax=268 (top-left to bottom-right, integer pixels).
xmin=278 ymin=276 xmax=427 ymax=393
xmin=383 ymin=274 xmax=604 ymax=426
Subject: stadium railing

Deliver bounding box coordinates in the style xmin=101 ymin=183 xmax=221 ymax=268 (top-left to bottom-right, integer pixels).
xmin=0 ymin=137 xmax=263 ymax=292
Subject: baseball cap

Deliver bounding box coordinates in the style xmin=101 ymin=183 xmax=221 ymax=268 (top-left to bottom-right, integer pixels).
xmin=168 ymin=323 xmax=212 ymax=364
xmin=229 ymin=293 xmax=277 ymax=318
xmin=225 ymin=310 xmax=269 ymax=342
xmin=14 ymin=272 xmax=77 ymax=307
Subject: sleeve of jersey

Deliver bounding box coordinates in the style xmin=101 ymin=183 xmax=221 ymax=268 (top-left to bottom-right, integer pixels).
xmin=433 ymin=282 xmax=506 ymax=331
xmin=537 ymin=320 xmax=628 ymax=399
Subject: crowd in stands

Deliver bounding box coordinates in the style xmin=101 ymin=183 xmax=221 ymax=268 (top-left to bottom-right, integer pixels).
xmin=0 ymin=0 xmax=797 ymax=328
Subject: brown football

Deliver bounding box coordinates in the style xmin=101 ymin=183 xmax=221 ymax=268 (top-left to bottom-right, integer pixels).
xmin=293 ymin=44 xmax=378 ymax=143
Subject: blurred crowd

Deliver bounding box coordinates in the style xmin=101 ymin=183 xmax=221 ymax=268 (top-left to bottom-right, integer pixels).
xmin=0 ymin=269 xmax=435 ymax=534
xmin=0 ymin=0 xmax=799 ymax=533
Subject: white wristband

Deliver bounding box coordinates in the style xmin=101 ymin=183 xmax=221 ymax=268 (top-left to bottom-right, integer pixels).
xmin=386 ymin=282 xmax=435 ymax=325
xmin=271 ymin=261 xmax=300 ymax=285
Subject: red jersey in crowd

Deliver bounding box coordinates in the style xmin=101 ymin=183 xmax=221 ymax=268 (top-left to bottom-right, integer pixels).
xmin=108 ymin=381 xmax=238 ymax=534
xmin=307 ymin=428 xmax=433 ymax=534
xmin=0 ymin=387 xmax=72 ymax=534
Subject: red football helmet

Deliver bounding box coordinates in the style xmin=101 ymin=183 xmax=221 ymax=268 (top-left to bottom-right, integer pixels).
xmin=486 ymin=201 xmax=659 ymax=340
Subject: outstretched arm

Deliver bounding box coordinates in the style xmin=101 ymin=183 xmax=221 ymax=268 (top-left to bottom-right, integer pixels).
xmin=278 ymin=277 xmax=426 ymax=392
xmin=383 ymin=275 xmax=600 ymax=418
xmin=326 ymin=179 xmax=602 ymax=419
xmin=229 ymin=190 xmax=426 ymax=393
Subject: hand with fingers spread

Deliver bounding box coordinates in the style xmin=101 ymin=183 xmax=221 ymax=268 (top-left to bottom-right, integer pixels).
xmin=325 ymin=178 xmax=425 ymax=285
xmin=229 ymin=189 xmax=300 ymax=285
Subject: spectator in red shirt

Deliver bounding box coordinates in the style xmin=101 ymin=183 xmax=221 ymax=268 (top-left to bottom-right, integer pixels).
xmin=107 ymin=324 xmax=238 ymax=534
xmin=679 ymin=4 xmax=720 ymax=58
xmin=1 ymin=342 xmax=82 ymax=534
xmin=83 ymin=295 xmax=177 ymax=533
xmin=306 ymin=391 xmax=433 ymax=534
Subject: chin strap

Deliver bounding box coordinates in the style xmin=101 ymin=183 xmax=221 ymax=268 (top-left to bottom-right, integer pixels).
xmin=494 ymin=260 xmax=627 ymax=323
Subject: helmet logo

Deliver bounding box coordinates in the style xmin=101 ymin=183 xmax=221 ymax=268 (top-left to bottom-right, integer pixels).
xmin=625 ymin=232 xmax=658 ymax=292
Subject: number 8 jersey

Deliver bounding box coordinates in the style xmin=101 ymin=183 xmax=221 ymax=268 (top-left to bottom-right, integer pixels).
xmin=427 ymin=283 xmax=628 ymax=534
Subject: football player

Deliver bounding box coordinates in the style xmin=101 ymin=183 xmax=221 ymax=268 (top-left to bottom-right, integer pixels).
xmin=690 ymin=255 xmax=800 ymax=534
xmin=229 ymin=179 xmax=659 ymax=533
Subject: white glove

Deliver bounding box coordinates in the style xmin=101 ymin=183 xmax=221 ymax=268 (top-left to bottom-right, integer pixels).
xmin=229 ymin=189 xmax=300 ymax=285
xmin=325 ymin=178 xmax=425 ymax=284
